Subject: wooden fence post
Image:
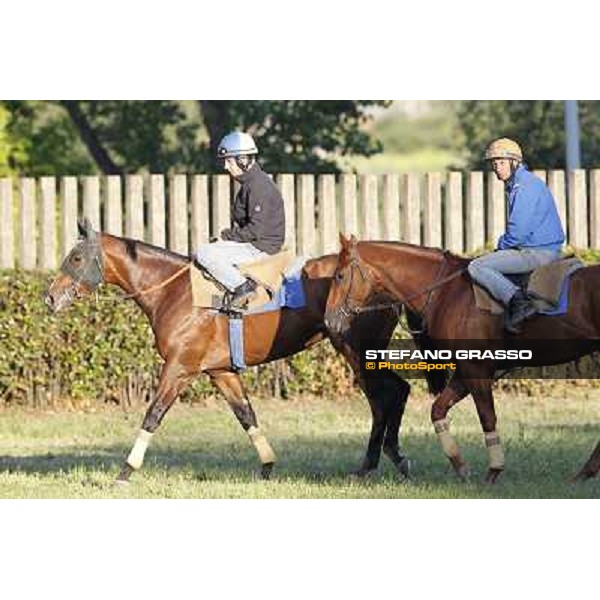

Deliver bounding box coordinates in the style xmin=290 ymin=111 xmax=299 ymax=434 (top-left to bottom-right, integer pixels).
xmin=590 ymin=170 xmax=600 ymax=249
xmin=548 ymin=170 xmax=567 ymax=237
xmin=423 ymin=173 xmax=442 ymax=248
xmin=486 ymin=172 xmax=505 ymax=248
xmin=190 ymin=174 xmax=209 ymax=250
xmin=83 ymin=176 xmax=101 ymax=230
xmin=125 ymin=175 xmax=145 ymax=241
xmin=212 ymin=175 xmax=230 ymax=241
xmin=445 ymin=172 xmax=463 ymax=253
xmin=360 ymin=175 xmax=379 ymax=239
xmin=382 ymin=174 xmax=400 ymax=241
xmin=568 ymin=169 xmax=588 ymax=248
xmin=297 ymin=174 xmax=316 ymax=256
xmin=60 ymin=177 xmax=78 ymax=259
xmin=169 ymin=174 xmax=188 ymax=254
xmin=401 ymin=173 xmax=420 ymax=244
xmin=19 ymin=178 xmax=37 ymax=269
xmin=340 ymin=174 xmax=358 ymax=237
xmin=318 ymin=174 xmax=337 ymax=254
xmin=147 ymin=174 xmax=166 ymax=247
xmin=466 ymin=171 xmax=484 ymax=252
xmin=40 ymin=177 xmax=57 ymax=270
xmin=0 ymin=178 xmax=14 ymax=269
xmin=105 ymin=175 xmax=123 ymax=236
xmin=277 ymin=174 xmax=296 ymax=253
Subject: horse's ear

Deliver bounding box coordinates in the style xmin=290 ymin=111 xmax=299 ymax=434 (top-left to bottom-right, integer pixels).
xmin=77 ymin=217 xmax=94 ymax=238
xmin=339 ymin=232 xmax=350 ymax=249
xmin=338 ymin=232 xmax=358 ymax=249
xmin=348 ymin=234 xmax=359 ymax=258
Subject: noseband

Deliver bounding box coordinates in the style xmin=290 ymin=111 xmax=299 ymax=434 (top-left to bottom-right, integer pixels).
xmin=59 ymin=238 xmax=105 ymax=301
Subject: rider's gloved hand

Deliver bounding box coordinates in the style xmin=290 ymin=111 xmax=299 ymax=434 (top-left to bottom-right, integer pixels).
xmin=220 ymin=228 xmax=233 ymax=241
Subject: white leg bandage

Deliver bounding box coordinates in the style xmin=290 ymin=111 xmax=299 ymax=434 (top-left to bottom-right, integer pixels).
xmin=484 ymin=431 xmax=505 ymax=470
xmin=433 ymin=419 xmax=460 ymax=459
xmin=248 ymin=426 xmax=276 ymax=465
xmin=127 ymin=429 xmax=154 ymax=470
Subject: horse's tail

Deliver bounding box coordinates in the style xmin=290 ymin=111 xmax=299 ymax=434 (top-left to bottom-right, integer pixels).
xmin=406 ymin=310 xmax=449 ymax=396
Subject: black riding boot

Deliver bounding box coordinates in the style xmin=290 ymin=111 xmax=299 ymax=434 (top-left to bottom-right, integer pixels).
xmin=504 ymin=289 xmax=536 ymax=333
xmin=230 ymin=278 xmax=258 ymax=309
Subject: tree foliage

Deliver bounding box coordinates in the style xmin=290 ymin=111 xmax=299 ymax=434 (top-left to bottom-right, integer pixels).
xmin=199 ymin=100 xmax=388 ymax=172
xmin=0 ymin=100 xmax=388 ymax=176
xmin=455 ymin=101 xmax=600 ymax=170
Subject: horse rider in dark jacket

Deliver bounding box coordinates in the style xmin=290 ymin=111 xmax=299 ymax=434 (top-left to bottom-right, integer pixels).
xmin=468 ymin=138 xmax=565 ymax=333
xmin=195 ymin=131 xmax=286 ymax=308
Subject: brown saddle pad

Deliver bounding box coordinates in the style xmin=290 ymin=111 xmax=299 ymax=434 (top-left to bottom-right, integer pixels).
xmin=473 ymin=256 xmax=584 ymax=315
xmin=190 ymin=249 xmax=296 ymax=309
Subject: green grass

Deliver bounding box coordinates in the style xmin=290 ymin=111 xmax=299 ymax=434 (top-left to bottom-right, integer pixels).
xmin=1 ymin=391 xmax=599 ymax=498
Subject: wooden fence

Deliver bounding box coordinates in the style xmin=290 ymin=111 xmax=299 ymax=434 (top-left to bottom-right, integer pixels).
xmin=1 ymin=170 xmax=600 ymax=270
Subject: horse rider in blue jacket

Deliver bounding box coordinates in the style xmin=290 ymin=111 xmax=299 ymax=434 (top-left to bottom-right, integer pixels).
xmin=468 ymin=138 xmax=565 ymax=333
xmin=195 ymin=131 xmax=286 ymax=309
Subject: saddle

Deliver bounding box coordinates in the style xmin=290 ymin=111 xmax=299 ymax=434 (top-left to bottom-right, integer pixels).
xmin=190 ymin=249 xmax=298 ymax=312
xmin=190 ymin=249 xmax=308 ymax=372
xmin=473 ymin=255 xmax=584 ymax=316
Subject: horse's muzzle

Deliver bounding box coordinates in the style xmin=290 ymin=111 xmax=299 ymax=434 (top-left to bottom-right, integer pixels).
xmin=324 ymin=309 xmax=347 ymax=336
xmin=44 ymin=292 xmax=55 ymax=312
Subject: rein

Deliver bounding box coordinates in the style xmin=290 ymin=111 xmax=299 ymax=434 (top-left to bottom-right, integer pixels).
xmin=98 ymin=263 xmax=191 ymax=302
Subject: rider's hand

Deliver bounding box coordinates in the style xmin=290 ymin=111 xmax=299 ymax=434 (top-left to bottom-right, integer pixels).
xmin=220 ymin=228 xmax=233 ymax=241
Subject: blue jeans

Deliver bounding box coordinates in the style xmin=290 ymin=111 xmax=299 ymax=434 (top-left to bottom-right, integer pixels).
xmin=195 ymin=241 xmax=267 ymax=291
xmin=468 ymin=248 xmax=561 ymax=306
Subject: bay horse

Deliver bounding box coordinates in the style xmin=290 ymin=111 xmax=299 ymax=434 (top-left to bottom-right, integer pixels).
xmin=325 ymin=234 xmax=600 ymax=483
xmin=44 ymin=219 xmax=444 ymax=483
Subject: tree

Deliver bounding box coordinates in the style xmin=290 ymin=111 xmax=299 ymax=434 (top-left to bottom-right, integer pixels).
xmin=1 ymin=101 xmax=389 ymax=175
xmin=0 ymin=100 xmax=206 ymax=176
xmin=58 ymin=101 xmax=206 ymax=174
xmin=455 ymin=101 xmax=600 ymax=170
xmin=0 ymin=101 xmax=95 ymax=176
xmin=199 ymin=100 xmax=389 ymax=173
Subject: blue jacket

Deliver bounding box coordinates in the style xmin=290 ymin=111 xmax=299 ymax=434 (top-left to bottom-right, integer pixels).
xmin=497 ymin=165 xmax=565 ymax=252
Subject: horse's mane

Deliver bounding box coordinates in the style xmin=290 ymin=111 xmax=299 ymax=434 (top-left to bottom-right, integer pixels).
xmin=107 ymin=233 xmax=190 ymax=266
xmin=359 ymin=240 xmax=470 ymax=268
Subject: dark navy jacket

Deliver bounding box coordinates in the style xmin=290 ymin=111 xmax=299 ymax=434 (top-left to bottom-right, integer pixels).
xmin=497 ymin=165 xmax=565 ymax=253
xmin=221 ymin=163 xmax=285 ymax=255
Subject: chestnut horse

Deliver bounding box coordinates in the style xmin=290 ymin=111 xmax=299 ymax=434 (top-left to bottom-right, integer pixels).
xmin=44 ymin=220 xmax=443 ymax=483
xmin=325 ymin=234 xmax=600 ymax=483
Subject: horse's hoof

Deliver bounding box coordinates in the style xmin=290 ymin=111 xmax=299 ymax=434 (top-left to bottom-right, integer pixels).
xmin=113 ymin=478 xmax=130 ymax=487
xmin=449 ymin=456 xmax=469 ymax=481
xmin=351 ymin=467 xmax=376 ymax=480
xmin=484 ymin=468 xmax=503 ymax=485
xmin=395 ymin=457 xmax=411 ymax=479
xmin=454 ymin=463 xmax=470 ymax=481
xmin=570 ymin=469 xmax=595 ymax=484
xmin=115 ymin=464 xmax=134 ymax=485
xmin=260 ymin=462 xmax=274 ymax=480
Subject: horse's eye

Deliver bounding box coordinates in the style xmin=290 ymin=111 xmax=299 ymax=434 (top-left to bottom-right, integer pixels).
xmin=335 ymin=271 xmax=344 ymax=283
xmin=71 ymin=254 xmax=82 ymax=264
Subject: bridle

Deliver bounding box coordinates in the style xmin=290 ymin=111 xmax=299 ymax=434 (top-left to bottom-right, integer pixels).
xmin=332 ymin=251 xmax=466 ymax=334
xmin=59 ymin=237 xmax=105 ymax=303
xmin=59 ymin=238 xmax=190 ymax=303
